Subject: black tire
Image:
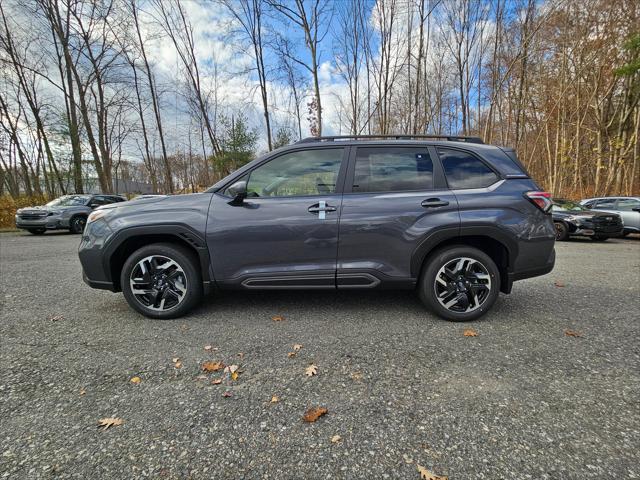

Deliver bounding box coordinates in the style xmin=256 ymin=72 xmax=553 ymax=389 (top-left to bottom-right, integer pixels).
xmin=418 ymin=246 xmax=500 ymax=322
xmin=27 ymin=228 xmax=46 ymax=235
xmin=121 ymin=243 xmax=203 ymax=319
xmin=554 ymin=221 xmax=569 ymax=241
xmin=591 ymin=235 xmax=609 ymax=242
xmin=69 ymin=215 xmax=87 ymax=234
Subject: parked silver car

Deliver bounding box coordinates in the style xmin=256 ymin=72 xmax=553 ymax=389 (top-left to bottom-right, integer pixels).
xmin=580 ymin=197 xmax=640 ymax=235
xmin=15 ymin=194 xmax=126 ymax=235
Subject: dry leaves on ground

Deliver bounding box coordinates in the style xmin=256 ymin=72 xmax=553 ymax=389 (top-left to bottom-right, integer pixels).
xmin=554 ymin=280 xmax=566 ymax=287
xmin=287 ymin=351 xmax=297 ymax=358
xmin=302 ymin=407 xmax=327 ymax=422
xmin=463 ymin=328 xmax=478 ymax=337
xmin=222 ymin=391 xmax=232 ymax=398
xmin=331 ymin=435 xmax=342 ymax=443
xmin=202 ymin=361 xmax=224 ymax=372
xmin=97 ymin=417 xmax=123 ymax=430
xmin=211 ymin=378 xmax=222 ymax=385
xmin=564 ymin=329 xmax=582 ymax=337
xmin=172 ymin=357 xmax=182 ymax=369
xmin=305 ymin=364 xmax=318 ymax=376
xmin=204 ymin=345 xmax=213 ymax=351
xmin=129 ymin=376 xmax=141 ymax=384
xmin=351 ymin=371 xmax=363 ymax=381
xmin=79 ymin=389 xmax=86 ymax=396
xmin=417 ymin=465 xmax=447 ymax=480
xmin=272 ymin=315 xmax=285 ymax=322
xmin=48 ymin=314 xmax=64 ymax=322
xmin=224 ymin=364 xmax=240 ymax=380
xmin=270 ymin=395 xmax=279 ymax=403
xmin=293 ymin=344 xmax=303 ymax=351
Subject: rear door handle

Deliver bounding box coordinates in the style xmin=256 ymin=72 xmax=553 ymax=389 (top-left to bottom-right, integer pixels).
xmin=421 ymin=198 xmax=449 ymax=208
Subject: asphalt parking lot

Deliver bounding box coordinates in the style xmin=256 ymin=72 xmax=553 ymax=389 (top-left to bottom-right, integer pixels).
xmin=1 ymin=231 xmax=639 ymax=479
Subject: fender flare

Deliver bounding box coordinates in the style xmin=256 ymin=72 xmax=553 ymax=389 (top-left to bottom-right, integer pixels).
xmin=102 ymin=224 xmax=212 ymax=287
xmin=410 ymin=225 xmax=518 ymax=278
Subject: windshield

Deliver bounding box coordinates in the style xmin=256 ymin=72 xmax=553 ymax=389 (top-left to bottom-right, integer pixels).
xmin=46 ymin=195 xmax=91 ymax=208
xmin=552 ymin=200 xmax=588 ymax=212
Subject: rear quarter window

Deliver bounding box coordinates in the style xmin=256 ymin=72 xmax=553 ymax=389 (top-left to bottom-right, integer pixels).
xmin=438 ymin=148 xmax=499 ymax=189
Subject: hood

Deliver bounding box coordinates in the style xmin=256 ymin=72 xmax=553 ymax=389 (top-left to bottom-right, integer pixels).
xmin=96 ymin=194 xmax=173 ymax=211
xmin=16 ymin=205 xmax=61 ymax=215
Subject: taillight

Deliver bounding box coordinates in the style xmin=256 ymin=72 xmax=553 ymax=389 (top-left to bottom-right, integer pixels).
xmin=524 ymin=191 xmax=552 ymax=213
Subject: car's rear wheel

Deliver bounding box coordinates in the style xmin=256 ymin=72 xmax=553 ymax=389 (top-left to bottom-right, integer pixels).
xmin=418 ymin=246 xmax=500 ymax=322
xmin=591 ymin=235 xmax=609 ymax=242
xmin=27 ymin=228 xmax=46 ymax=235
xmin=69 ymin=215 xmax=87 ymax=234
xmin=554 ymin=221 xmax=568 ymax=241
xmin=121 ymin=243 xmax=203 ymax=319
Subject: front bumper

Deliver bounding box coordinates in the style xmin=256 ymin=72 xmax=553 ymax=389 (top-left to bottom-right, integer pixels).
xmin=16 ymin=215 xmax=66 ymax=230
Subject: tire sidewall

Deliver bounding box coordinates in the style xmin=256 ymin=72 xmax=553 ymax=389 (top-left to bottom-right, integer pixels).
xmin=121 ymin=243 xmax=202 ymax=319
xmin=419 ymin=246 xmax=501 ymax=322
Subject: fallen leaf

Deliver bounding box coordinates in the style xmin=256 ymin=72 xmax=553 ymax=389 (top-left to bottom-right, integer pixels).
xmin=287 ymin=351 xmax=297 ymax=358
xmin=174 ymin=361 xmax=182 ymax=369
xmin=212 ymin=378 xmax=222 ymax=385
xmin=305 ymin=364 xmax=318 ymax=376
xmin=417 ymin=465 xmax=447 ymax=480
xmin=97 ymin=417 xmax=123 ymax=430
xmin=222 ymin=391 xmax=232 ymax=398
xmin=48 ymin=314 xmax=64 ymax=322
xmin=202 ymin=361 xmax=224 ymax=372
xmin=272 ymin=315 xmax=285 ymax=322
xmin=79 ymin=389 xmax=86 ymax=396
xmin=463 ymin=329 xmax=478 ymax=337
xmin=224 ymin=365 xmax=239 ymax=374
xmin=270 ymin=395 xmax=279 ymax=403
xmin=195 ymin=375 xmax=208 ymax=381
xmin=564 ymin=329 xmax=582 ymax=337
xmin=237 ymin=352 xmax=244 ymax=360
xmin=204 ymin=345 xmax=213 ymax=351
xmin=231 ymin=371 xmax=239 ymax=381
xmin=293 ymin=344 xmax=303 ymax=351
xmin=351 ymin=371 xmax=363 ymax=381
xmin=331 ymin=435 xmax=342 ymax=443
xmin=302 ymin=406 xmax=327 ymax=422
xmin=554 ymin=281 xmax=565 ymax=287
xmin=129 ymin=376 xmax=141 ymax=384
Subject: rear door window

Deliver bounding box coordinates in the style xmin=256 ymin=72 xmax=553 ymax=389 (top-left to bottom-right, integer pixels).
xmin=615 ymin=199 xmax=640 ymax=211
xmin=352 ymin=147 xmax=434 ymax=193
xmin=438 ymin=148 xmax=498 ymax=189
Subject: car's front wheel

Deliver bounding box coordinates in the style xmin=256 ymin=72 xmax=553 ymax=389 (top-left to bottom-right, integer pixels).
xmin=121 ymin=243 xmax=203 ymax=319
xmin=554 ymin=221 xmax=568 ymax=241
xmin=69 ymin=215 xmax=87 ymax=234
xmin=419 ymin=246 xmax=500 ymax=322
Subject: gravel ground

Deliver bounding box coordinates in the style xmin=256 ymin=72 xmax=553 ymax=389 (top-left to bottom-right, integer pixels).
xmin=1 ymin=231 xmax=639 ymax=479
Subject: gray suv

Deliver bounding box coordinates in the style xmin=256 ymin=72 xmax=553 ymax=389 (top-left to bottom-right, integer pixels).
xmin=79 ymin=135 xmax=556 ymax=322
xmin=16 ymin=194 xmax=125 ymax=235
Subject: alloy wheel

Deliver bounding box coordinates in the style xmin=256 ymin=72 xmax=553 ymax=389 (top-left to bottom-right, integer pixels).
xmin=433 ymin=257 xmax=492 ymax=313
xmin=129 ymin=255 xmax=187 ymax=311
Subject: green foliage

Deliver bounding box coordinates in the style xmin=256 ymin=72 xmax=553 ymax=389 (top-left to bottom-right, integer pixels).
xmin=213 ymin=114 xmax=258 ymax=175
xmin=615 ymin=34 xmax=640 ymax=77
xmin=272 ymin=127 xmax=295 ymax=149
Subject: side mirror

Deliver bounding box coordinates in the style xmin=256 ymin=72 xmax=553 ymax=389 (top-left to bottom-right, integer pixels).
xmin=227 ymin=180 xmax=248 ymax=206
xmin=89 ymin=202 xmax=100 ymax=209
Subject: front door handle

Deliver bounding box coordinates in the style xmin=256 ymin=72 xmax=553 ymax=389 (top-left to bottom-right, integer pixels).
xmin=308 ymin=201 xmax=336 ymax=219
xmin=421 ymin=198 xmax=449 ymax=208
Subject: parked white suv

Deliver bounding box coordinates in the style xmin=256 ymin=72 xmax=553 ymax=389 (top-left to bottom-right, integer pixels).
xmin=580 ymin=197 xmax=640 ymax=236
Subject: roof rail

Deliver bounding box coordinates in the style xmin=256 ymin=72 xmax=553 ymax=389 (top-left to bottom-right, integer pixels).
xmin=296 ymin=134 xmax=484 ymax=144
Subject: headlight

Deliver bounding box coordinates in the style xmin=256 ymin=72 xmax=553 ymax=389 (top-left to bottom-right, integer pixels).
xmin=87 ymin=209 xmax=110 ymax=224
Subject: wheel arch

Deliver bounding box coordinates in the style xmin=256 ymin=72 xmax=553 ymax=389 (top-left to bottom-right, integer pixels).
xmin=411 ymin=227 xmax=515 ymax=294
xmin=104 ymin=225 xmax=211 ymax=292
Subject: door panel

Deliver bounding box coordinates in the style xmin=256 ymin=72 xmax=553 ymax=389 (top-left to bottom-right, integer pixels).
xmin=206 ymin=147 xmax=347 ymax=287
xmin=337 ymin=145 xmax=459 ymax=285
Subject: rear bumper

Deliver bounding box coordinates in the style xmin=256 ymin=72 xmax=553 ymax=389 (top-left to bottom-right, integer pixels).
xmin=82 ymin=271 xmax=116 ymax=291
xmin=510 ymin=248 xmax=555 ymax=282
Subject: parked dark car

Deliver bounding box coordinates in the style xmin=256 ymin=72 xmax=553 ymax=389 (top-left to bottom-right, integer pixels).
xmin=16 ymin=194 xmax=126 ymax=235
xmin=79 ymin=135 xmax=556 ymax=322
xmin=579 ymin=196 xmax=640 ymax=236
xmin=552 ymin=199 xmax=623 ymax=241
